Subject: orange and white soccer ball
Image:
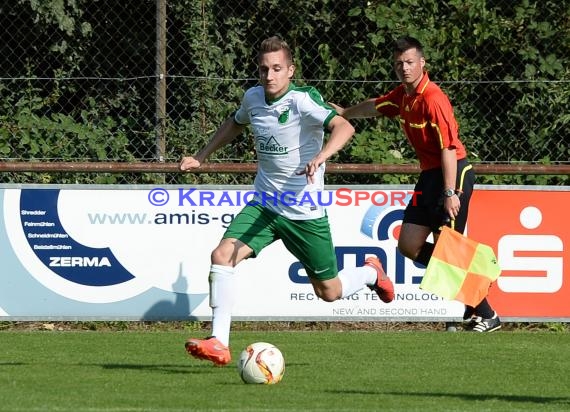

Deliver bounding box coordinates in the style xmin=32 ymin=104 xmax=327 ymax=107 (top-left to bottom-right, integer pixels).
xmin=237 ymin=342 xmax=285 ymax=384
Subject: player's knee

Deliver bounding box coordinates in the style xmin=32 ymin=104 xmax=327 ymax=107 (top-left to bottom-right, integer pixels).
xmin=315 ymin=290 xmax=340 ymax=302
xmin=210 ymin=246 xmax=231 ymax=266
xmin=313 ymin=283 xmax=342 ymax=302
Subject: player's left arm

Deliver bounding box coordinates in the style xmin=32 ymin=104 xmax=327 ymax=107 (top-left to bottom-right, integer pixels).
xmin=300 ymin=115 xmax=355 ymax=184
xmin=319 ymin=115 xmax=355 ymax=163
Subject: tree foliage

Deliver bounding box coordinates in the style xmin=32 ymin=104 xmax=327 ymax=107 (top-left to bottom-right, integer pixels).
xmin=0 ymin=0 xmax=568 ymax=185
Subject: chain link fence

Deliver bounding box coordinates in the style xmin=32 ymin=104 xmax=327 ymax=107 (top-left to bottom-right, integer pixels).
xmin=1 ymin=0 xmax=569 ymax=182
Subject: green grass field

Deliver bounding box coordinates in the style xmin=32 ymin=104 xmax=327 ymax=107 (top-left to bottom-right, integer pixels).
xmin=1 ymin=327 xmax=569 ymax=411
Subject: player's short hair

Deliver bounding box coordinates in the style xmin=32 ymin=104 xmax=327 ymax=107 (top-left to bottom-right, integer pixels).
xmin=257 ymin=36 xmax=293 ymax=66
xmin=393 ymin=36 xmax=424 ymax=57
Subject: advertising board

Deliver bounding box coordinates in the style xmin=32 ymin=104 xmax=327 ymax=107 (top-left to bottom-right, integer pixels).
xmin=1 ymin=185 xmax=567 ymax=321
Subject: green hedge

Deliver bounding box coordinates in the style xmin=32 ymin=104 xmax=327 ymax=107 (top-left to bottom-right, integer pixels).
xmin=1 ymin=0 xmax=568 ymax=185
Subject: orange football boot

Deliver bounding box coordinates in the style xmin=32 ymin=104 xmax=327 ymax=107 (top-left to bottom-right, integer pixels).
xmin=365 ymin=256 xmax=395 ymax=303
xmin=185 ymin=336 xmax=231 ymax=366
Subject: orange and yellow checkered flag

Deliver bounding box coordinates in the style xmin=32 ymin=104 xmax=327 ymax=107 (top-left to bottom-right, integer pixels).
xmin=420 ymin=226 xmax=501 ymax=307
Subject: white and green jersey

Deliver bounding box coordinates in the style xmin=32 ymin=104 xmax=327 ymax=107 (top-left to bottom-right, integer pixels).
xmin=234 ymin=84 xmax=336 ymax=220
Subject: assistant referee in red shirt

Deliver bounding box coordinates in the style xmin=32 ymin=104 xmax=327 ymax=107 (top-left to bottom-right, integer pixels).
xmin=331 ymin=36 xmax=501 ymax=332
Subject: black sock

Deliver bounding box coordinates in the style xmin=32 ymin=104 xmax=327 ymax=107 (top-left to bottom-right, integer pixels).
xmin=414 ymin=242 xmax=434 ymax=266
xmin=463 ymin=305 xmax=475 ymax=320
xmin=474 ymin=298 xmax=494 ymax=319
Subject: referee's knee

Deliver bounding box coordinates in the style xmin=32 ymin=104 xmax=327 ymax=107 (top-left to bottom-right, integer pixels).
xmin=397 ymin=239 xmax=420 ymax=261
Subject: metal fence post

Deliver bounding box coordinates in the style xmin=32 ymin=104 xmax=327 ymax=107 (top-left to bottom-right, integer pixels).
xmin=155 ymin=0 xmax=167 ymax=164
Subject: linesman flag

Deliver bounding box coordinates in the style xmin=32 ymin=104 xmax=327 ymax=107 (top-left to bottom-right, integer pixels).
xmin=420 ymin=226 xmax=501 ymax=307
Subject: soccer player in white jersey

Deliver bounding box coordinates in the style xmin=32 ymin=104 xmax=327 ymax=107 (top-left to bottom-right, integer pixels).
xmin=180 ymin=36 xmax=394 ymax=366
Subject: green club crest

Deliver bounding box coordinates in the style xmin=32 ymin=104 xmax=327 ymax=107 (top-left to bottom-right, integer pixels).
xmin=278 ymin=107 xmax=290 ymax=124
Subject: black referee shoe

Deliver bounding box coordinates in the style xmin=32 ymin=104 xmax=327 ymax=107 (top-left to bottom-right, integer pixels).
xmin=470 ymin=313 xmax=502 ymax=333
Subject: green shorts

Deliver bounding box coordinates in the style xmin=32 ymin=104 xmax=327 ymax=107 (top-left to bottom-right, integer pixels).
xmin=223 ymin=203 xmax=338 ymax=280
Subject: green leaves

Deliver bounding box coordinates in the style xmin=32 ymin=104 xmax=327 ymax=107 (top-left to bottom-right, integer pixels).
xmin=1 ymin=0 xmax=568 ymax=186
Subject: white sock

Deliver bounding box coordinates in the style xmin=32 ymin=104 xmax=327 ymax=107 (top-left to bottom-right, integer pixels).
xmin=209 ymin=264 xmax=236 ymax=347
xmin=338 ymin=266 xmax=377 ymax=298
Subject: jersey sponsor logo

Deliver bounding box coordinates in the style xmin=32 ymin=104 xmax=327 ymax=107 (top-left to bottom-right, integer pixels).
xmin=258 ymin=136 xmax=288 ymax=155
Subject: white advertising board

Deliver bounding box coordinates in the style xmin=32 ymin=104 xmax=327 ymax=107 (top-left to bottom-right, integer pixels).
xmin=3 ymin=184 xmax=567 ymax=321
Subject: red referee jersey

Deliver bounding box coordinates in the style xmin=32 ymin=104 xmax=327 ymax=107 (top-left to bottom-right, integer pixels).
xmin=374 ymin=72 xmax=466 ymax=170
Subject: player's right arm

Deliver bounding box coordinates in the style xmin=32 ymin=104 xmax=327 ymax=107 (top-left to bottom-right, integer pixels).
xmin=180 ymin=116 xmax=246 ymax=171
xmin=329 ymin=98 xmax=379 ymax=119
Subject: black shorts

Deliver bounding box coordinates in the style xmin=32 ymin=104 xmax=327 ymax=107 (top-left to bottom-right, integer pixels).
xmin=403 ymin=158 xmax=475 ymax=234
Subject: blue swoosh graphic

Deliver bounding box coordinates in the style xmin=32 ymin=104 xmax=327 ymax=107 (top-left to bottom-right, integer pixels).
xmin=360 ymin=192 xmax=412 ymax=240
xmin=20 ymin=189 xmax=135 ymax=286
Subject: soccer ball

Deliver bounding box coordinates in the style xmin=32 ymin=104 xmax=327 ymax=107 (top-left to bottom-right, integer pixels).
xmin=237 ymin=342 xmax=285 ymax=384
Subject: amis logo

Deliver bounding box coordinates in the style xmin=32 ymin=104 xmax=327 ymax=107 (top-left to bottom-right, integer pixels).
xmin=258 ymin=136 xmax=288 ymax=155
xmin=49 ymin=256 xmax=112 ymax=267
